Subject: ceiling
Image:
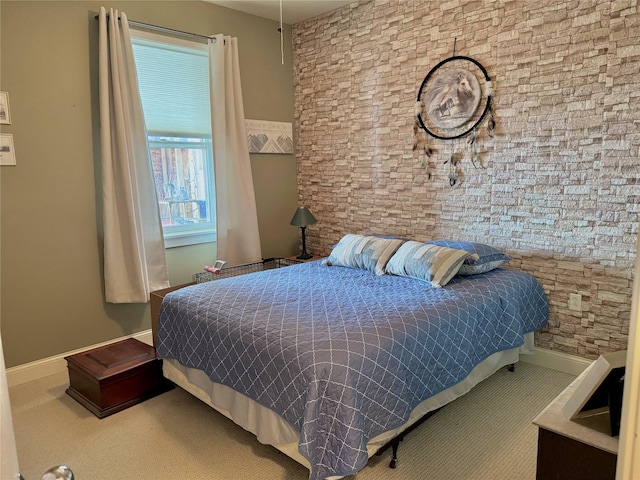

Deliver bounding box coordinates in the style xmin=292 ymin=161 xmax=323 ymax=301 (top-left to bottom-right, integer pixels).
xmin=205 ymin=0 xmax=356 ymax=24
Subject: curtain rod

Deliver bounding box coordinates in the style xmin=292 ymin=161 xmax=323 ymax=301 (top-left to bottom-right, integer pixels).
xmin=95 ymin=14 xmax=215 ymax=42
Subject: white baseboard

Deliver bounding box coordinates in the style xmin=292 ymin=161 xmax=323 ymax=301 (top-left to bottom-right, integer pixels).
xmin=520 ymin=347 xmax=592 ymax=376
xmin=6 ymin=330 xmax=154 ymax=388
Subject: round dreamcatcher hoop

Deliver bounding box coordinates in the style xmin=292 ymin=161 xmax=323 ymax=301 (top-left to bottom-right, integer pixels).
xmin=416 ymin=55 xmax=493 ymax=140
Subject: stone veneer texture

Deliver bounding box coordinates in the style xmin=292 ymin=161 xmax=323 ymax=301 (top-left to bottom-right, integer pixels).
xmin=293 ymin=0 xmax=640 ymax=358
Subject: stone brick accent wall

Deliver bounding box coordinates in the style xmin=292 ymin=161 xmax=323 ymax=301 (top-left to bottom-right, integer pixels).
xmin=293 ymin=0 xmax=640 ymax=359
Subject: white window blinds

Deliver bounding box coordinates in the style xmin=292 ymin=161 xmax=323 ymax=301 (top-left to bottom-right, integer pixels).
xmin=131 ymin=32 xmax=210 ymax=136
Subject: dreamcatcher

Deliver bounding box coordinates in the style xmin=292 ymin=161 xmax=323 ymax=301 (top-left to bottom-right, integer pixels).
xmin=413 ymin=54 xmax=495 ymax=186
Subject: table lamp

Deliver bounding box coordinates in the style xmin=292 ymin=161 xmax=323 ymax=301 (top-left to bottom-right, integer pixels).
xmin=290 ymin=207 xmax=317 ymax=260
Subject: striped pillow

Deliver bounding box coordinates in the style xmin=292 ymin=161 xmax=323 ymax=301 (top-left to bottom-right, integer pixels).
xmin=324 ymin=234 xmax=405 ymax=275
xmin=426 ymin=240 xmax=510 ymax=275
xmin=386 ymin=241 xmax=478 ymax=287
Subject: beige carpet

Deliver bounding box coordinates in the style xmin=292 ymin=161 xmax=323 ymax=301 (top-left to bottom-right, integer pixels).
xmin=10 ymin=362 xmax=575 ymax=480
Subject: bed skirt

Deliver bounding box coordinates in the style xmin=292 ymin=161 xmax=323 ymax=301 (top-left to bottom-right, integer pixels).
xmin=163 ymin=332 xmax=534 ymax=479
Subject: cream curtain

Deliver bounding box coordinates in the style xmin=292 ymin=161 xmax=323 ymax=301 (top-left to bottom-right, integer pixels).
xmin=209 ymin=35 xmax=262 ymax=266
xmin=98 ymin=7 xmax=169 ymax=303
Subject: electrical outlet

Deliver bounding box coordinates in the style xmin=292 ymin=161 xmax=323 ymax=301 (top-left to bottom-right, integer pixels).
xmin=569 ymin=293 xmax=582 ymax=311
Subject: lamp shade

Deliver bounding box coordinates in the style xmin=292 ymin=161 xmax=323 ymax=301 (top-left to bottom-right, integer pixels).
xmin=290 ymin=207 xmax=317 ymax=227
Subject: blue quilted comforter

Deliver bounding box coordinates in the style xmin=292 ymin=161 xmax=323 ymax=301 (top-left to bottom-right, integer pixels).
xmin=157 ymin=261 xmax=548 ymax=479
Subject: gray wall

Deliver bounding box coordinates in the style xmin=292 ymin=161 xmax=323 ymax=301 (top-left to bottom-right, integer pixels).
xmin=0 ymin=1 xmax=299 ymax=367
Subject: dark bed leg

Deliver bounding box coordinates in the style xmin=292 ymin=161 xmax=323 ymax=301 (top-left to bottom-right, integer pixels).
xmin=507 ymin=363 xmax=515 ymax=372
xmin=376 ymin=407 xmax=441 ymax=470
xmin=389 ymin=439 xmax=401 ymax=469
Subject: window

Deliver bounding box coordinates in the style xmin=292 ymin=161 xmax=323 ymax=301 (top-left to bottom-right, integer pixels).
xmin=149 ymin=135 xmax=213 ymax=235
xmin=131 ymin=30 xmax=215 ymax=248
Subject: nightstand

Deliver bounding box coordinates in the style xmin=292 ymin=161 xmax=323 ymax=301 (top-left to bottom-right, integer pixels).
xmin=65 ymin=338 xmax=173 ymax=418
xmin=285 ymin=255 xmax=323 ymax=264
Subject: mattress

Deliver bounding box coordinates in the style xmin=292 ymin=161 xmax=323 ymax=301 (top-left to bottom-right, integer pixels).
xmin=157 ymin=261 xmax=548 ymax=479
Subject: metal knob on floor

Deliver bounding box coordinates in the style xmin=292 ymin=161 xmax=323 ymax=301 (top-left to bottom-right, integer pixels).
xmin=41 ymin=466 xmax=74 ymax=480
xmin=18 ymin=465 xmax=75 ymax=480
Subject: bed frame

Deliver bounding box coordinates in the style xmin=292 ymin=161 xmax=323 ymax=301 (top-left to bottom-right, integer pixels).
xmin=150 ymin=282 xmax=525 ymax=475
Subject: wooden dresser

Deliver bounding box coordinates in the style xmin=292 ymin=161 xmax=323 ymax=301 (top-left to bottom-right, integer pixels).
xmin=533 ymin=353 xmax=622 ymax=480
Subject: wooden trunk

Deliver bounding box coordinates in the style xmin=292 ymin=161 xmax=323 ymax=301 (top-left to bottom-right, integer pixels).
xmin=65 ymin=338 xmax=173 ymax=418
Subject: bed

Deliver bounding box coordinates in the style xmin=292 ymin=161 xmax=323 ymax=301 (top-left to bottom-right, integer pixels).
xmin=152 ymin=238 xmax=548 ymax=480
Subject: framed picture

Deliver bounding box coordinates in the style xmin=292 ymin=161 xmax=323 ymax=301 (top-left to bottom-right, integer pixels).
xmin=0 ymin=134 xmax=16 ymax=166
xmin=416 ymin=56 xmax=493 ymax=141
xmin=0 ymin=92 xmax=11 ymax=125
xmin=425 ymin=67 xmax=481 ymax=129
xmin=246 ymin=119 xmax=293 ymax=154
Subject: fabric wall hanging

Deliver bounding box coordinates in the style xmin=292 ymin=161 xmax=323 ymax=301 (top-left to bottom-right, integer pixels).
xmin=413 ymin=55 xmax=495 ymax=186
